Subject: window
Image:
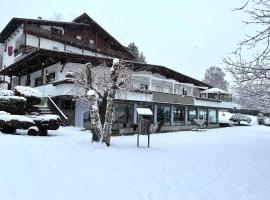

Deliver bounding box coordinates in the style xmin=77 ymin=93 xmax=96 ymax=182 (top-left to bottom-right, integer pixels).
xmin=61 ymin=100 xmax=74 ymax=110
xmin=89 ymin=40 xmax=94 ymax=44
xmin=182 ymin=87 xmax=187 ymax=95
xmin=188 ymin=108 xmax=197 ymax=125
xmin=51 ymin=27 xmax=63 ymax=35
xmin=173 ymin=106 xmax=185 ymax=126
xmin=26 ymin=75 xmax=31 ymax=86
xmin=209 ymin=109 xmax=217 ymax=124
xmin=46 ymin=72 xmax=55 ymax=83
xmin=199 ymin=108 xmax=207 ymax=120
xmin=157 ymin=105 xmax=171 ymax=126
xmin=34 ymin=77 xmax=43 ymax=87
xmin=76 ymin=35 xmax=82 ymax=40
xmin=140 ymin=83 xmax=148 ymax=90
xmin=113 ymin=103 xmax=134 ymax=129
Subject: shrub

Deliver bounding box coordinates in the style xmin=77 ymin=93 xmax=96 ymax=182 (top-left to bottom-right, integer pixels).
xmin=14 ymin=86 xmax=42 ymax=108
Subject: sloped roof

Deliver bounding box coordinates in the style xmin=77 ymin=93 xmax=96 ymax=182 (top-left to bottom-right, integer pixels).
xmin=0 ymin=13 xmax=135 ymax=59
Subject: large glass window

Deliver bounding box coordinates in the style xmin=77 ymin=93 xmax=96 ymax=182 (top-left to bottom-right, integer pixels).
xmin=188 ymin=108 xmax=197 ymax=125
xmin=209 ymin=109 xmax=217 ymax=124
xmin=173 ymin=106 xmax=185 ymax=126
xmin=157 ymin=105 xmax=171 ymax=126
xmin=199 ymin=108 xmax=207 ymax=120
xmin=113 ymin=103 xmax=134 ymax=129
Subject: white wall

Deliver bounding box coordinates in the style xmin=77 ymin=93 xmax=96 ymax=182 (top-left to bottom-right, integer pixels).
xmin=194 ymin=99 xmax=237 ymax=109
xmin=2 ymin=25 xmax=24 ymax=68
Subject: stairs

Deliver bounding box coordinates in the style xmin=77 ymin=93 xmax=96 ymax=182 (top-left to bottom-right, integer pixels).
xmin=32 ymin=105 xmax=54 ymax=115
xmin=30 ymin=97 xmax=68 ymax=126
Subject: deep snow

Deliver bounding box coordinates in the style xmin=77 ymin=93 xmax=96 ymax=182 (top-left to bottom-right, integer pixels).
xmin=0 ymin=125 xmax=270 ymax=200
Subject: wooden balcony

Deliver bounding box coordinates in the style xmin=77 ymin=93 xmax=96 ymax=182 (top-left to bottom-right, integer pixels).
xmin=24 ymin=25 xmax=130 ymax=59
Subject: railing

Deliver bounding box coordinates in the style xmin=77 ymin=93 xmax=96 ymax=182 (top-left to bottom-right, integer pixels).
xmin=47 ymin=96 xmax=68 ymax=124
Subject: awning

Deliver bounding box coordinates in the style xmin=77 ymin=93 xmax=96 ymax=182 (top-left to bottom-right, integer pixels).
xmin=137 ymin=108 xmax=153 ymax=116
xmin=200 ymin=88 xmax=229 ymax=94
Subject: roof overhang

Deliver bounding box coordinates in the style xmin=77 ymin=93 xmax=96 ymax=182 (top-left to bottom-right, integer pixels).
xmin=0 ymin=48 xmax=211 ymax=88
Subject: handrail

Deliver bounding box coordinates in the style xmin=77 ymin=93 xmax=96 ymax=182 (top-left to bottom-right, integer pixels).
xmin=47 ymin=96 xmax=68 ymax=121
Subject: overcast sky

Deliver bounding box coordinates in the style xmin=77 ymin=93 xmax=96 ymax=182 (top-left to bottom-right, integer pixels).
xmin=0 ymin=0 xmax=249 ymax=81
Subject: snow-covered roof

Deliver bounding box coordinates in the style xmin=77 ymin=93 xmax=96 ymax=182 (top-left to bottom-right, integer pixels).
xmin=200 ymin=88 xmax=229 ymax=94
xmin=137 ymin=108 xmax=153 ymax=115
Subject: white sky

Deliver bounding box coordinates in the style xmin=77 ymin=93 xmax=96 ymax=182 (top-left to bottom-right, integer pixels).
xmin=0 ymin=0 xmax=249 ymax=81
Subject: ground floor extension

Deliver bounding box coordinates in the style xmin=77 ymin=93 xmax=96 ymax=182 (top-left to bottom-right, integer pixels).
xmin=51 ymin=96 xmax=220 ymax=135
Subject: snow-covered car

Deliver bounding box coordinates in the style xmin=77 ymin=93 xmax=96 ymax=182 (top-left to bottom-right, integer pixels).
xmin=0 ymin=112 xmax=61 ymax=136
xmin=264 ymin=118 xmax=270 ymax=126
xmin=229 ymin=113 xmax=252 ymax=125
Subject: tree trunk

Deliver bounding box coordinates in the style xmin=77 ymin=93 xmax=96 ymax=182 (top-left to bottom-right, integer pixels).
xmin=85 ymin=63 xmax=103 ymax=142
xmin=102 ymin=60 xmax=119 ymax=146
xmin=98 ymin=94 xmax=108 ymax=127
xmin=88 ymin=95 xmax=102 ymax=142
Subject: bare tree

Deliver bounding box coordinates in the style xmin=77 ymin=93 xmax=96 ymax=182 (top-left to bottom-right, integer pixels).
xmin=67 ymin=59 xmax=136 ymax=146
xmin=202 ymin=66 xmax=229 ymax=90
xmin=224 ymin=0 xmax=270 ymax=110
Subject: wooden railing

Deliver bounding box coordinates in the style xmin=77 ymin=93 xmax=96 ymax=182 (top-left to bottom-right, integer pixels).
xmin=24 ymin=25 xmax=129 ymax=58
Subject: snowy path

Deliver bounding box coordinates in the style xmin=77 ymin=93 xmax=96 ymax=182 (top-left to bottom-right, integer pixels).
xmin=0 ymin=126 xmax=270 ymax=200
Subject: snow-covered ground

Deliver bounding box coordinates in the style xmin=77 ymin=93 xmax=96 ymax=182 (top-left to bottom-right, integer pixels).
xmin=1 ymin=126 xmax=270 ymax=200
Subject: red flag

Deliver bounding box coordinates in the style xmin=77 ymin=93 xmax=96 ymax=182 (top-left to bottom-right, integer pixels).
xmin=8 ymin=46 xmax=13 ymax=56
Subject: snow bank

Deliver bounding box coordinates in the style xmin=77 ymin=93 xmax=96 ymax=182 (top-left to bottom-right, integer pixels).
xmin=14 ymin=86 xmax=42 ymax=98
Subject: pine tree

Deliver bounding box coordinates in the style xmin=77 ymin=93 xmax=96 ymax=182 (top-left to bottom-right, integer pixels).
xmin=128 ymin=42 xmax=146 ymax=63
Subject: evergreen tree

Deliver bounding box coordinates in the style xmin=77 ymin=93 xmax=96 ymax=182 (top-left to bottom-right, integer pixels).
xmin=128 ymin=42 xmax=146 ymax=63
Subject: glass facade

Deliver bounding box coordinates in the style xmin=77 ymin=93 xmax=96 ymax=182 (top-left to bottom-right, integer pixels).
xmin=188 ymin=108 xmax=197 ymax=125
xmin=157 ymin=105 xmax=171 ymax=126
xmin=199 ymin=108 xmax=207 ymax=120
xmin=173 ymin=106 xmax=185 ymax=126
xmin=209 ymin=109 xmax=217 ymax=124
xmin=113 ymin=103 xmax=134 ymax=129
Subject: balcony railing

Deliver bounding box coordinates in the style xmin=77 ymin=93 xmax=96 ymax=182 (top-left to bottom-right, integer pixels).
xmin=24 ymin=25 xmax=129 ymax=58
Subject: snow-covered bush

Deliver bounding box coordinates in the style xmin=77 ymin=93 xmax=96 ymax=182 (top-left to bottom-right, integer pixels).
xmin=14 ymin=86 xmax=42 ymax=107
xmin=229 ymin=113 xmax=252 ymax=125
xmin=0 ymin=96 xmax=26 ymax=115
xmin=0 ymin=89 xmax=15 ymax=96
xmin=257 ymin=113 xmax=265 ymax=125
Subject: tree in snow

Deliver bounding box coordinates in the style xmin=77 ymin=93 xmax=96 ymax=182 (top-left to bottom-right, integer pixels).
xmin=224 ymin=0 xmax=270 ymax=110
xmin=202 ymin=66 xmax=229 ymax=90
xmin=69 ymin=59 xmax=137 ymax=146
xmin=128 ymin=42 xmax=147 ymax=63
